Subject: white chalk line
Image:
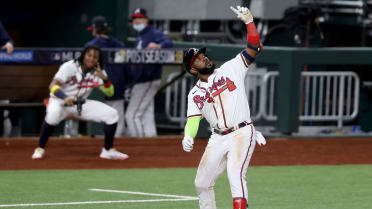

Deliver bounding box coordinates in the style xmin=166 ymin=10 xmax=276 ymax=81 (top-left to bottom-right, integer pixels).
xmin=90 ymin=188 xmax=198 ymax=200
xmin=0 ymin=189 xmax=198 ymax=208
xmin=0 ymin=199 xmax=193 ymax=207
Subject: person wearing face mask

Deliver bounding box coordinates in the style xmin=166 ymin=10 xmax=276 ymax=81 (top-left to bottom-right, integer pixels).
xmin=125 ymin=8 xmax=173 ymax=137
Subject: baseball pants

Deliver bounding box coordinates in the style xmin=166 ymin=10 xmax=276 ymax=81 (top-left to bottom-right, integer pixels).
xmin=106 ymin=99 xmax=125 ymax=137
xmin=194 ymin=124 xmax=256 ymax=209
xmin=1 ymin=100 xmax=11 ymax=137
xmin=45 ymin=97 xmax=119 ymax=126
xmin=125 ymin=79 xmax=160 ymax=137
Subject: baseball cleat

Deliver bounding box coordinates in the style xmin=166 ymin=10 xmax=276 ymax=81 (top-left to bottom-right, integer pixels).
xmin=100 ymin=148 xmax=129 ymax=160
xmin=32 ymin=147 xmax=45 ymax=160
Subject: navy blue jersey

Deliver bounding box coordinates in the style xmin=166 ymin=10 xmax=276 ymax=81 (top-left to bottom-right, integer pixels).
xmin=0 ymin=22 xmax=13 ymax=46
xmin=131 ymin=26 xmax=172 ymax=85
xmin=85 ymin=37 xmax=124 ymax=48
xmin=85 ymin=37 xmax=126 ymax=100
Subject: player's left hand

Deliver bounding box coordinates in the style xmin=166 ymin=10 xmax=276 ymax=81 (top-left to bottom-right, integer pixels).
xmin=230 ymin=6 xmax=253 ymax=24
xmin=94 ymin=63 xmax=108 ymax=81
xmin=64 ymin=97 xmax=76 ymax=107
xmin=255 ymin=131 xmax=267 ymax=146
xmin=147 ymin=42 xmax=161 ymax=49
xmin=182 ymin=135 xmax=194 ymax=152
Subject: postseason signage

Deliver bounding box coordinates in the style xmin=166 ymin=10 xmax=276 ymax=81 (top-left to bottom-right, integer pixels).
xmin=0 ymin=48 xmax=184 ymax=65
xmin=108 ymin=49 xmax=184 ymax=65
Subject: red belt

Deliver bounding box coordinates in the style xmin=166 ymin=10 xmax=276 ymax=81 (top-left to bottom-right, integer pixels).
xmin=214 ymin=121 xmax=252 ymax=135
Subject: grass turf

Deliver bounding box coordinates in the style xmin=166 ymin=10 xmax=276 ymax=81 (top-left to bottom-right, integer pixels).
xmin=0 ymin=165 xmax=371 ymax=209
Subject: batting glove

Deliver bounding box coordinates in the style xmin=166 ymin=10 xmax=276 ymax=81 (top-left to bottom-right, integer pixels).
xmin=182 ymin=135 xmax=194 ymax=152
xmin=255 ymin=131 xmax=267 ymax=146
xmin=230 ymin=6 xmax=254 ymax=24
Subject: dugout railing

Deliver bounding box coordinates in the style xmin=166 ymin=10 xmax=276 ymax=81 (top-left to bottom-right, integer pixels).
xmin=263 ymin=71 xmax=360 ymax=128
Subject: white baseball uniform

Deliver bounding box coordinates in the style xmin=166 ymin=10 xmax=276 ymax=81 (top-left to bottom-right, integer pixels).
xmin=46 ymin=60 xmax=118 ymax=126
xmin=125 ymin=79 xmax=160 ymax=137
xmin=187 ymin=53 xmax=256 ymax=209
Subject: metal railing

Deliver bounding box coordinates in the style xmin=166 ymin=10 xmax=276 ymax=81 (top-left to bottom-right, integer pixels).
xmin=165 ymin=73 xmax=194 ymax=127
xmin=165 ymin=71 xmax=360 ymax=129
xmin=263 ymin=71 xmax=360 ymax=128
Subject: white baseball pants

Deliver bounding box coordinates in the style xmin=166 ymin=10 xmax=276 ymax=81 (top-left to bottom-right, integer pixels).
xmin=125 ymin=79 xmax=160 ymax=137
xmin=1 ymin=100 xmax=11 ymax=137
xmin=194 ymin=124 xmax=256 ymax=209
xmin=45 ymin=97 xmax=118 ymax=126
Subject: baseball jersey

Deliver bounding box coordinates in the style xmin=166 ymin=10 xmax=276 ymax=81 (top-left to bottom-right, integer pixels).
xmin=186 ymin=52 xmax=251 ymax=130
xmin=51 ymin=60 xmax=106 ymax=99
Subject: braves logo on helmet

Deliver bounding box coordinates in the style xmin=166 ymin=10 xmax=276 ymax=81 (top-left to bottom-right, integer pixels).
xmin=132 ymin=8 xmax=147 ymax=19
xmin=183 ymin=47 xmax=206 ymax=73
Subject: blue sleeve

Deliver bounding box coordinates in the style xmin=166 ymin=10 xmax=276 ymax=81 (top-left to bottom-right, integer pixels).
xmin=84 ymin=41 xmax=93 ymax=48
xmin=84 ymin=38 xmax=98 ymax=48
xmin=154 ymin=30 xmax=172 ymax=48
xmin=0 ymin=22 xmax=13 ymax=46
xmin=116 ymin=39 xmax=125 ymax=48
xmin=110 ymin=37 xmax=125 ymax=48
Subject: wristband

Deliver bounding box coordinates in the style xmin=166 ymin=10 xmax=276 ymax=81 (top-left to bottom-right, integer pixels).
xmin=54 ymin=89 xmax=67 ymax=99
xmin=50 ymin=85 xmax=61 ymax=94
xmin=103 ymin=80 xmax=112 ymax=88
xmin=241 ymin=50 xmax=255 ymax=63
xmin=247 ymin=44 xmax=261 ymax=52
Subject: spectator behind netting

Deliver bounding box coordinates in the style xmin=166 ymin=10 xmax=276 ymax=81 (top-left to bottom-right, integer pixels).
xmin=125 ymin=8 xmax=173 ymax=137
xmin=0 ymin=21 xmax=14 ymax=54
xmin=85 ymin=16 xmax=128 ymax=137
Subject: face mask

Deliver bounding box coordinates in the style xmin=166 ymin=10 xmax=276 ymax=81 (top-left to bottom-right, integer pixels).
xmin=133 ymin=23 xmax=145 ymax=32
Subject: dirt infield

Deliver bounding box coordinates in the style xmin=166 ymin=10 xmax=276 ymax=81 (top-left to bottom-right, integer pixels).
xmin=1 ymin=136 xmax=372 ymax=170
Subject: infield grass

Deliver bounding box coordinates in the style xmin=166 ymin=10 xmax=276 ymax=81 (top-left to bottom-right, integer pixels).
xmin=0 ymin=165 xmax=371 ymax=209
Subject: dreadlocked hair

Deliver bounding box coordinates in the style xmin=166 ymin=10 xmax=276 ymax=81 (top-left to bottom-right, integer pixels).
xmin=75 ymin=45 xmax=104 ymax=69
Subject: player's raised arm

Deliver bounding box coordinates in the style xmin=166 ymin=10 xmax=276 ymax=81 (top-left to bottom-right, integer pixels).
xmin=230 ymin=6 xmax=262 ymax=65
xmin=95 ymin=63 xmax=115 ymax=97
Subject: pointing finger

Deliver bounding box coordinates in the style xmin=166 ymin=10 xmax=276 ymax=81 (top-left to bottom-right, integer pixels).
xmin=230 ymin=6 xmax=240 ymax=15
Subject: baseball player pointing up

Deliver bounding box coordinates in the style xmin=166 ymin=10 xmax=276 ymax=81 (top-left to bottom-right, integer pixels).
xmin=32 ymin=45 xmax=128 ymax=160
xmin=182 ymin=6 xmax=266 ymax=209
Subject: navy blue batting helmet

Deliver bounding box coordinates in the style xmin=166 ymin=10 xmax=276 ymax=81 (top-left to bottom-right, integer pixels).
xmin=183 ymin=47 xmax=206 ymax=74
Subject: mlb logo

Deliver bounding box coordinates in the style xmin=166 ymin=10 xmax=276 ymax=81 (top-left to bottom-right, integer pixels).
xmin=52 ymin=53 xmax=61 ymax=61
